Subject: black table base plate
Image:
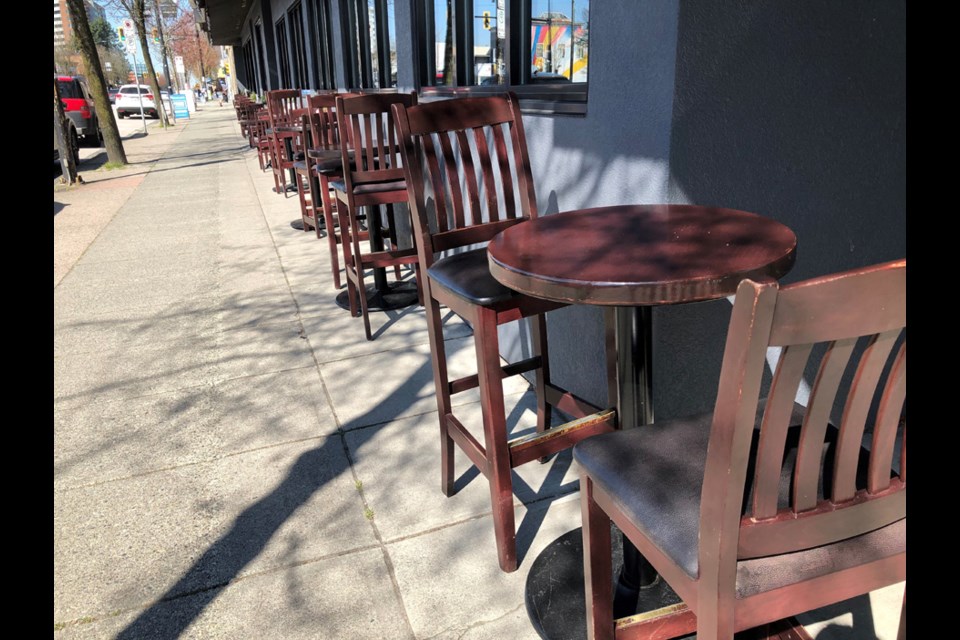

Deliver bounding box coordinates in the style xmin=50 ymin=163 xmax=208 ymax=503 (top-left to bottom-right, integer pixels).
xmin=335 ymin=279 xmax=419 ymax=312
xmin=273 ymin=184 xmax=299 ymax=194
xmin=525 ymin=526 xmax=685 ymax=640
xmin=291 ymin=219 xmax=327 ymax=232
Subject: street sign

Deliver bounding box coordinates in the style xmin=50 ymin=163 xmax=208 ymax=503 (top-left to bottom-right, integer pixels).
xmin=126 ymin=40 xmax=137 ymax=54
xmin=496 ymin=8 xmax=505 ymax=38
xmin=171 ymin=94 xmax=189 ymax=119
xmin=174 ymin=56 xmax=185 ymax=74
xmin=122 ymin=18 xmax=134 ymax=32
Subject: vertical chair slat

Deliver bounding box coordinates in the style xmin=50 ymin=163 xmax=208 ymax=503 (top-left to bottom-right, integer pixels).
xmin=491 ymin=124 xmax=515 ymax=218
xmin=362 ymin=114 xmax=375 ymax=170
xmin=375 ymin=112 xmax=387 ymax=170
xmin=456 ymin=129 xmax=483 ymax=226
xmin=831 ymin=329 xmax=901 ymax=503
xmin=751 ymin=343 xmax=813 ymax=519
xmin=869 ymin=342 xmax=906 ymax=493
xmin=792 ymin=338 xmax=857 ymax=513
xmin=473 ymin=126 xmax=500 ymax=223
xmin=421 ymin=134 xmax=450 ymax=234
xmin=437 ymin=132 xmax=466 ymax=230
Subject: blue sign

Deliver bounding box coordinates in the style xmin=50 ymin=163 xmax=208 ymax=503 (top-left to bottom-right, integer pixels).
xmin=171 ymin=93 xmax=189 ymax=119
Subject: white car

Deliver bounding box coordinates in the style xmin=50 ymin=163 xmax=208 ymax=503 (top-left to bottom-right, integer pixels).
xmin=115 ymin=84 xmax=170 ymax=119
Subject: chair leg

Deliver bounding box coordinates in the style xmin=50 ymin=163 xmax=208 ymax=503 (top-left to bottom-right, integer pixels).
xmin=531 ymin=313 xmax=553 ymax=436
xmin=424 ymin=289 xmax=455 ymax=496
xmin=320 ymin=175 xmax=343 ymax=289
xmin=474 ymin=305 xmax=517 ymax=572
xmin=897 ymin=586 xmax=906 ymax=640
xmin=385 ymin=204 xmax=402 ymax=280
xmin=582 ymin=475 xmax=615 ymax=640
xmin=296 ymin=171 xmax=312 ymax=232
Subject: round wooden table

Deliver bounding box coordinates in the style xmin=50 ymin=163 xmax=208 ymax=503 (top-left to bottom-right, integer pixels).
xmin=487 ymin=204 xmax=797 ymax=639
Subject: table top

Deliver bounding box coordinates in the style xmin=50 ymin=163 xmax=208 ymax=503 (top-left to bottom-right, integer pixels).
xmin=487 ymin=204 xmax=797 ymax=306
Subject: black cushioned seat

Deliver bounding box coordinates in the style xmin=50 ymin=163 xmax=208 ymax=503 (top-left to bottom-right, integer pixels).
xmin=573 ymin=402 xmax=904 ymax=594
xmin=427 ymin=248 xmax=518 ymax=306
xmin=293 ymin=160 xmax=309 ymax=173
xmin=330 ymin=179 xmax=406 ymax=195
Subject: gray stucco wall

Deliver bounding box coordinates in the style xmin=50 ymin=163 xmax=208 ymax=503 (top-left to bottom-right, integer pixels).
xmin=501 ymin=0 xmax=905 ymax=422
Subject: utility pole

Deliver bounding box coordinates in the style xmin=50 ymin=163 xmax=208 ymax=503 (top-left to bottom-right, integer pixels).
xmin=153 ymin=0 xmax=175 ymax=92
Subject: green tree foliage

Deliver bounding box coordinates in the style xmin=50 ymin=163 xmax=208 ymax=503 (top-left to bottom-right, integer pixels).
xmin=89 ymin=16 xmax=119 ymax=50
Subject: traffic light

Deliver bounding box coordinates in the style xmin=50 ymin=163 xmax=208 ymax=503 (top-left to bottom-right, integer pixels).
xmin=118 ymin=26 xmax=126 ymax=42
xmin=152 ymin=28 xmax=159 ymax=43
xmin=483 ymin=11 xmax=491 ymax=30
xmin=223 ymin=61 xmax=230 ymax=75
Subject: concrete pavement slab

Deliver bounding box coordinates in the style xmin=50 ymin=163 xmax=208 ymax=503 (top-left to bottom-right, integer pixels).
xmin=346 ymin=390 xmax=579 ymax=541
xmin=54 ymin=436 xmax=375 ymax=622
xmin=318 ymin=336 xmax=531 ymax=430
xmin=299 ymin=301 xmax=473 ymax=363
xmin=55 ymin=367 xmax=338 ymax=487
xmin=386 ymin=495 xmax=581 ymax=639
xmin=54 ymin=305 xmax=222 ymax=357
xmin=55 ymin=549 xmax=413 ymax=640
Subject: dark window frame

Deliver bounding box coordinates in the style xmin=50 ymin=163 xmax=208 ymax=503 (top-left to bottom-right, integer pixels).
xmin=341 ymin=0 xmax=397 ymax=89
xmin=288 ymin=2 xmax=309 ymax=90
xmin=413 ymin=0 xmax=589 ymax=115
xmin=275 ymin=16 xmax=292 ymax=88
xmin=308 ymin=0 xmax=337 ymax=89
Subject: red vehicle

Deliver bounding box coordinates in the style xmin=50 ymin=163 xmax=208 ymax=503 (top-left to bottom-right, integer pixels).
xmin=56 ymin=76 xmax=103 ymax=147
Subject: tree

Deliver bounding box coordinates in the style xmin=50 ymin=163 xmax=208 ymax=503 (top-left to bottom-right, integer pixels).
xmin=99 ymin=46 xmax=132 ymax=85
xmin=54 ymin=72 xmax=79 ymax=184
xmin=167 ymin=11 xmax=220 ymax=86
xmin=113 ymin=0 xmax=170 ymax=126
xmin=89 ymin=16 xmax=120 ymax=50
xmin=65 ymin=0 xmax=128 ymax=165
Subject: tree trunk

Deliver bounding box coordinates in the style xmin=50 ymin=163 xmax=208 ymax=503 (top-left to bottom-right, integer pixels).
xmin=65 ymin=0 xmax=127 ymax=165
xmin=133 ymin=0 xmax=170 ymax=127
xmin=54 ymin=72 xmax=79 ymax=184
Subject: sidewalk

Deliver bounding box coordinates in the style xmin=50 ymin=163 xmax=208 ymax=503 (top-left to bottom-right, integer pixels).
xmin=53 ymin=107 xmax=903 ymax=639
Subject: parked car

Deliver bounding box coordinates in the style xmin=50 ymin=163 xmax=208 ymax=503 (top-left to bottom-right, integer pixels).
xmin=115 ymin=84 xmax=161 ymax=119
xmin=53 ymin=119 xmax=80 ymax=165
xmin=56 ymin=75 xmax=102 ymax=146
xmin=108 ymin=86 xmax=121 ymax=104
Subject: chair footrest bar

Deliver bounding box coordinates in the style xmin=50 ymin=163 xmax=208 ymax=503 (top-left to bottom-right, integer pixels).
xmin=446 ymin=414 xmax=489 ymax=477
xmin=614 ymin=603 xmax=695 ymax=640
xmin=545 ymin=384 xmax=603 ymax=420
xmin=448 ymin=356 xmax=543 ymax=396
xmin=359 ymin=250 xmax=420 ymax=269
xmin=509 ymin=409 xmax=616 ymax=467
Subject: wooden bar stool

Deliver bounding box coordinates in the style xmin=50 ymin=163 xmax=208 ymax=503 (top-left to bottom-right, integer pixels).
xmin=332 ymin=92 xmax=422 ymax=340
xmin=265 ymin=89 xmax=305 ymax=196
xmin=394 ymin=93 xmax=616 ymax=572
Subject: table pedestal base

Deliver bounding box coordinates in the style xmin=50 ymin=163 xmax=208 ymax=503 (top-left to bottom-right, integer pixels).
xmin=334 ymin=279 xmax=419 ymax=312
xmin=525 ymin=527 xmax=814 ymax=640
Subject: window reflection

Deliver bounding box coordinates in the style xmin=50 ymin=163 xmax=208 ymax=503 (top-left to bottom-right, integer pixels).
xmin=530 ymin=0 xmax=588 ymax=83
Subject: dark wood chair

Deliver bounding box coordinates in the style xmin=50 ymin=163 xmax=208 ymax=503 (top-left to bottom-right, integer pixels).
xmin=265 ymin=89 xmax=305 ymax=196
xmin=295 ymin=93 xmax=358 ymax=287
xmin=249 ymin=111 xmax=272 ymax=172
xmin=575 ymin=259 xmax=906 ymax=639
xmin=332 ymin=92 xmax=422 ymax=340
xmin=393 ymin=93 xmax=616 ymax=572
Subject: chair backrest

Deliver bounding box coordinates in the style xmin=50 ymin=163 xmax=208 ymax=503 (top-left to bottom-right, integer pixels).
xmin=266 ymin=89 xmax=304 ymax=130
xmin=335 ymin=92 xmax=417 ymax=192
xmin=301 ymin=93 xmax=355 ymax=153
xmin=393 ymin=92 xmax=537 ymax=269
xmin=700 ymin=259 xmax=906 ymax=575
